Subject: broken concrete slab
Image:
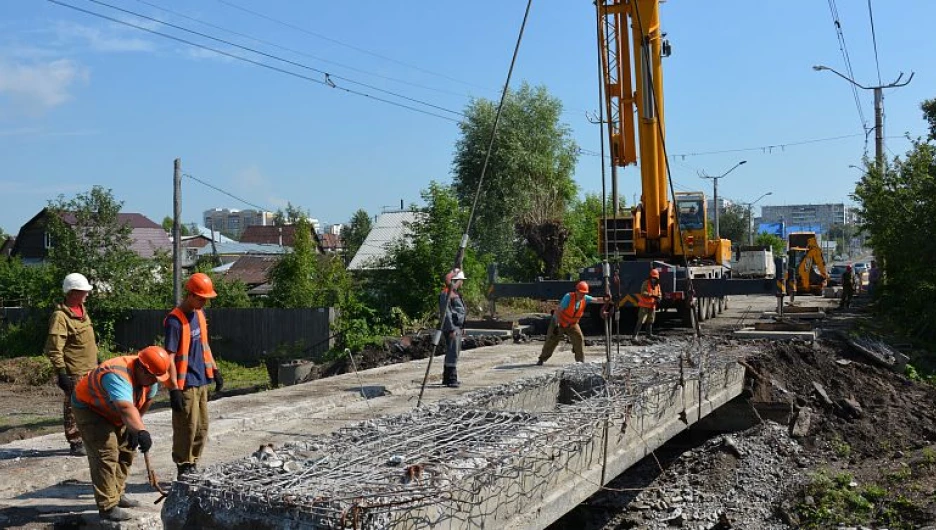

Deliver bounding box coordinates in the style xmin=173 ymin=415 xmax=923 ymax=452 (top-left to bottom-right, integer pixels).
xmin=733 ymin=329 xmax=817 ymax=342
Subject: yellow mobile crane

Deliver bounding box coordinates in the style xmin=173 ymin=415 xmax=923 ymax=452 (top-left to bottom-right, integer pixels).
xmin=491 ymin=1 xmax=783 ymax=325
xmin=592 ymin=0 xmax=731 ymax=324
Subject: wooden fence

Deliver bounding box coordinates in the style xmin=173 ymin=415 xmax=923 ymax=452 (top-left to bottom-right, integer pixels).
xmin=114 ymin=307 xmax=335 ymax=364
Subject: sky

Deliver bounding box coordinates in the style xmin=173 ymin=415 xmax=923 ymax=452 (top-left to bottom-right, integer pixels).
xmin=1 ymin=0 xmax=934 ymax=236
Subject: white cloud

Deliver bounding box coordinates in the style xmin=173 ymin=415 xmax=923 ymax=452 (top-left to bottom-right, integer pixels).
xmin=0 ymin=59 xmax=89 ymax=111
xmin=55 ymin=21 xmax=155 ymax=53
xmin=233 ymin=166 xmax=285 ymax=210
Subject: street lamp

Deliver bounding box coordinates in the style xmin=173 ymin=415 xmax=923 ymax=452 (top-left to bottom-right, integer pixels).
xmin=701 ymin=160 xmax=747 ymax=239
xmin=813 ymin=64 xmax=913 ymax=174
xmin=746 ymin=191 xmax=773 ymax=245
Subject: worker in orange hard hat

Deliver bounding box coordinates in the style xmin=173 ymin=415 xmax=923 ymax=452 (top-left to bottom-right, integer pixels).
xmin=538 ymin=281 xmax=607 ymax=365
xmin=164 ymin=272 xmax=222 ymax=478
xmin=633 ymin=269 xmax=663 ymax=340
xmin=440 ymin=268 xmax=468 ymax=387
xmin=72 ymin=346 xmax=170 ymax=521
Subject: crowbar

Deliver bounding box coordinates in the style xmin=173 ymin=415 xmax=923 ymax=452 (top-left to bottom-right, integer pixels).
xmin=143 ymin=452 xmax=169 ymax=504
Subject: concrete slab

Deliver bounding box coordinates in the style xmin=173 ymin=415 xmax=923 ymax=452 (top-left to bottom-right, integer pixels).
xmin=761 ymin=311 xmax=826 ymax=320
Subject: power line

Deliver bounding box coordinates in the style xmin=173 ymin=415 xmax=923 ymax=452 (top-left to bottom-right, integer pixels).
xmin=866 ymin=0 xmax=883 ymax=86
xmin=83 ymin=0 xmax=464 ymax=118
xmin=132 ymin=0 xmax=477 ymax=101
xmin=215 ymin=0 xmax=496 ymax=94
xmin=183 ymin=173 xmax=271 ymax=212
xmin=47 ymin=0 xmax=462 ymax=123
xmin=826 ymin=0 xmax=869 ymax=133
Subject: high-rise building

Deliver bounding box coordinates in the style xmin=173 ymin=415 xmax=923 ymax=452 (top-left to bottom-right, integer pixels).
xmin=759 ymin=203 xmax=856 ymax=233
xmin=203 ymin=208 xmax=275 ymax=238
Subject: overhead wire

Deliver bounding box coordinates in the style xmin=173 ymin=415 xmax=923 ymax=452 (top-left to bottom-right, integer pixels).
xmin=82 ymin=0 xmax=464 ymax=118
xmin=866 ymin=0 xmax=883 ymax=86
xmin=826 ymin=0 xmax=869 ymax=133
xmin=47 ymin=0 xmax=463 ymax=123
xmin=183 ymin=173 xmax=272 ymax=212
xmin=132 ymin=0 xmax=477 ymax=100
xmin=214 ymin=0 xmax=497 ymax=94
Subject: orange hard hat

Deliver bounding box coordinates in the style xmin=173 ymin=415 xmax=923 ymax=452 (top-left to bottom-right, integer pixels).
xmin=650 ymin=269 xmax=661 ymax=279
xmin=576 ymin=281 xmax=590 ymax=294
xmin=137 ymin=346 xmax=171 ymax=383
xmin=186 ymin=272 xmax=218 ymax=299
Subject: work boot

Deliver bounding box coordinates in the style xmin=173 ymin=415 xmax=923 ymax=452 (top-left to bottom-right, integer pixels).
xmin=99 ymin=506 xmax=133 ymax=522
xmin=177 ymin=463 xmax=197 ymax=479
xmin=69 ymin=442 xmax=86 ymax=457
xmin=118 ymin=495 xmax=141 ymax=508
xmin=442 ymin=367 xmax=460 ymax=388
xmin=647 ymin=324 xmax=654 ymax=337
xmin=536 ymin=359 xmax=544 ymax=366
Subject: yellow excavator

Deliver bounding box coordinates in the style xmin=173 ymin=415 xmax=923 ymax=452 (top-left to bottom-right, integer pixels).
xmin=788 ymin=232 xmax=828 ymax=295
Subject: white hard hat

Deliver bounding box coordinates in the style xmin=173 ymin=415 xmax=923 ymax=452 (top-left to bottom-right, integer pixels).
xmin=452 ymin=269 xmax=466 ymax=281
xmin=62 ymin=273 xmax=93 ymax=293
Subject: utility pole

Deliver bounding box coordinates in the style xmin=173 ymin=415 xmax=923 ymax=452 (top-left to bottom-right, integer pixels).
xmin=813 ymin=65 xmax=913 ymax=174
xmin=701 ymin=160 xmax=746 ymax=239
xmin=746 ymin=191 xmax=773 ymax=245
xmin=173 ymin=158 xmax=182 ymax=305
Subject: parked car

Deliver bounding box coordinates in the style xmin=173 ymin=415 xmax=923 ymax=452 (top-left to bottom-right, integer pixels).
xmin=828 ymin=264 xmax=848 ymax=286
xmin=852 ymin=262 xmax=871 ymax=289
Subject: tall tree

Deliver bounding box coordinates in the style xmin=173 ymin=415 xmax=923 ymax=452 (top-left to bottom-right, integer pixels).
xmin=343 ymin=209 xmax=372 ymax=265
xmin=717 ymin=204 xmax=749 ymax=246
xmin=562 ymin=193 xmax=608 ymax=276
xmin=266 ymin=217 xmax=317 ymax=308
xmin=161 ymin=216 xmax=191 ymax=236
xmin=273 ymin=203 xmax=309 ymax=226
xmin=922 ymin=98 xmax=936 ymax=141
xmin=452 ymin=82 xmax=578 ymax=280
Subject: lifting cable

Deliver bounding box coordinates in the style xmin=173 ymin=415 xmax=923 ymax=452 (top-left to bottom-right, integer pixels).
xmin=416 ymin=0 xmax=535 ymax=408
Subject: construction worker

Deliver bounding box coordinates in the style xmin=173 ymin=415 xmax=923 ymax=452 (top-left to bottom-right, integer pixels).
xmin=72 ymin=346 xmax=170 ymax=521
xmin=538 ymin=281 xmax=603 ymax=365
xmin=440 ymin=268 xmax=467 ymax=388
xmin=165 ymin=273 xmax=223 ymax=478
xmin=839 ymin=264 xmax=856 ymax=309
xmin=45 ymin=272 xmax=98 ymax=456
xmin=633 ymin=269 xmax=663 ymax=340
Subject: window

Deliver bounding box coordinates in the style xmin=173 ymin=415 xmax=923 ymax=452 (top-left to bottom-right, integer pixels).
xmin=44 ymin=231 xmax=53 ymax=249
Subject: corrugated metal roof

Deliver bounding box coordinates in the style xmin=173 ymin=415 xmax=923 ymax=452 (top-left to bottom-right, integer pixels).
xmin=196 ymin=242 xmax=290 ymax=256
xmin=347 ymin=211 xmax=422 ymax=271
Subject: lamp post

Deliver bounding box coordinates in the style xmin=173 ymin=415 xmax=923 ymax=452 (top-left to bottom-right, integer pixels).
xmin=813 ymin=65 xmax=913 ymax=174
xmin=701 ymin=160 xmax=747 ymax=239
xmin=746 ymin=191 xmax=773 ymax=245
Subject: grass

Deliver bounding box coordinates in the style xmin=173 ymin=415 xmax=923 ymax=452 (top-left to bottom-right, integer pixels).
xmin=215 ymin=358 xmax=271 ymax=391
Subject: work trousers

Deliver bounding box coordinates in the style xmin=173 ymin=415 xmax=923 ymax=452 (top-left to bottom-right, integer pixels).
xmin=73 ymin=406 xmax=134 ymax=512
xmin=840 ymin=287 xmax=854 ymax=308
xmin=443 ymin=329 xmax=462 ymax=368
xmin=172 ymin=385 xmax=210 ymax=466
xmin=63 ymin=374 xmax=82 ymax=445
xmin=636 ymin=306 xmax=656 ymax=325
xmin=539 ymin=319 xmax=585 ymax=363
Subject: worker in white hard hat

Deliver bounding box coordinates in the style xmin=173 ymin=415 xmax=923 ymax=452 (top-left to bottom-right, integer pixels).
xmin=44 ymin=272 xmax=99 ymax=456
xmin=439 ymin=268 xmax=467 ymax=387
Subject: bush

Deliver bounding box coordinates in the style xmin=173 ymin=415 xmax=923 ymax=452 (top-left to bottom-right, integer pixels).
xmin=0 ymin=318 xmax=48 ymax=359
xmin=0 ymin=356 xmax=55 ymax=386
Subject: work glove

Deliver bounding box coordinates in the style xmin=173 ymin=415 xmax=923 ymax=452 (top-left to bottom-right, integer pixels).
xmin=137 ymin=430 xmax=153 ymax=453
xmin=169 ymin=389 xmax=185 ymax=413
xmin=213 ymin=370 xmax=224 ymax=393
xmin=56 ymin=372 xmax=75 ymax=395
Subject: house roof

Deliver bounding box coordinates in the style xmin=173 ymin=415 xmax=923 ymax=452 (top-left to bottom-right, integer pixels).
xmin=239 ymin=225 xmax=321 ymax=251
xmin=60 ymin=212 xmax=163 ymax=230
xmin=196 ymin=242 xmax=289 ymax=256
xmin=223 ymin=254 xmax=280 ymax=286
xmin=318 ymin=232 xmax=343 ymax=250
xmin=347 ymin=211 xmax=422 ymax=271
xmin=188 ymin=225 xmax=234 ymax=242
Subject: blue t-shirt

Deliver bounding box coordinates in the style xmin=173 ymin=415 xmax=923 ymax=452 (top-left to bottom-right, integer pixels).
xmin=74 ymin=373 xmax=159 ymax=408
xmin=165 ymin=311 xmax=211 ymax=388
xmin=552 ymin=293 xmax=596 ymax=322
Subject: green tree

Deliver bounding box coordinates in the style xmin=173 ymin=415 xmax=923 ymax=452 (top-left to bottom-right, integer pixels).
xmin=561 ymin=193 xmax=609 ymax=276
xmin=853 ymin=135 xmax=936 ymax=340
xmin=161 ymin=216 xmax=191 ymax=236
xmin=273 ymin=203 xmax=309 ymax=226
xmin=453 ymin=82 xmax=579 ymax=279
xmin=0 ymin=258 xmax=55 ymax=307
xmin=373 ymin=182 xmax=485 ymax=320
xmin=922 ymin=98 xmax=936 ymax=141
xmin=753 ymin=232 xmax=785 ymax=258
xmin=267 ymin=217 xmax=317 ymax=308
xmin=45 ymin=186 xmax=168 ymax=344
xmin=718 ymin=204 xmax=749 ymax=246
xmin=343 ymin=209 xmax=372 ymax=265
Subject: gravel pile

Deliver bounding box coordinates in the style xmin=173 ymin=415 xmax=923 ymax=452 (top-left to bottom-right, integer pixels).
xmin=580 ymin=422 xmax=812 ymax=530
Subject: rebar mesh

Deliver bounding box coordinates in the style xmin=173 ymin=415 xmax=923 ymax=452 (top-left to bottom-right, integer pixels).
xmin=165 ymin=340 xmax=742 ymax=529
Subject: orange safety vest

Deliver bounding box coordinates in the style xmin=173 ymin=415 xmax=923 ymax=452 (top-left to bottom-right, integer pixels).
xmin=74 ymin=356 xmax=152 ymax=426
xmin=164 ymin=308 xmax=216 ymax=390
xmin=557 ymin=292 xmax=587 ymax=328
xmin=638 ymin=280 xmax=662 ymax=309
